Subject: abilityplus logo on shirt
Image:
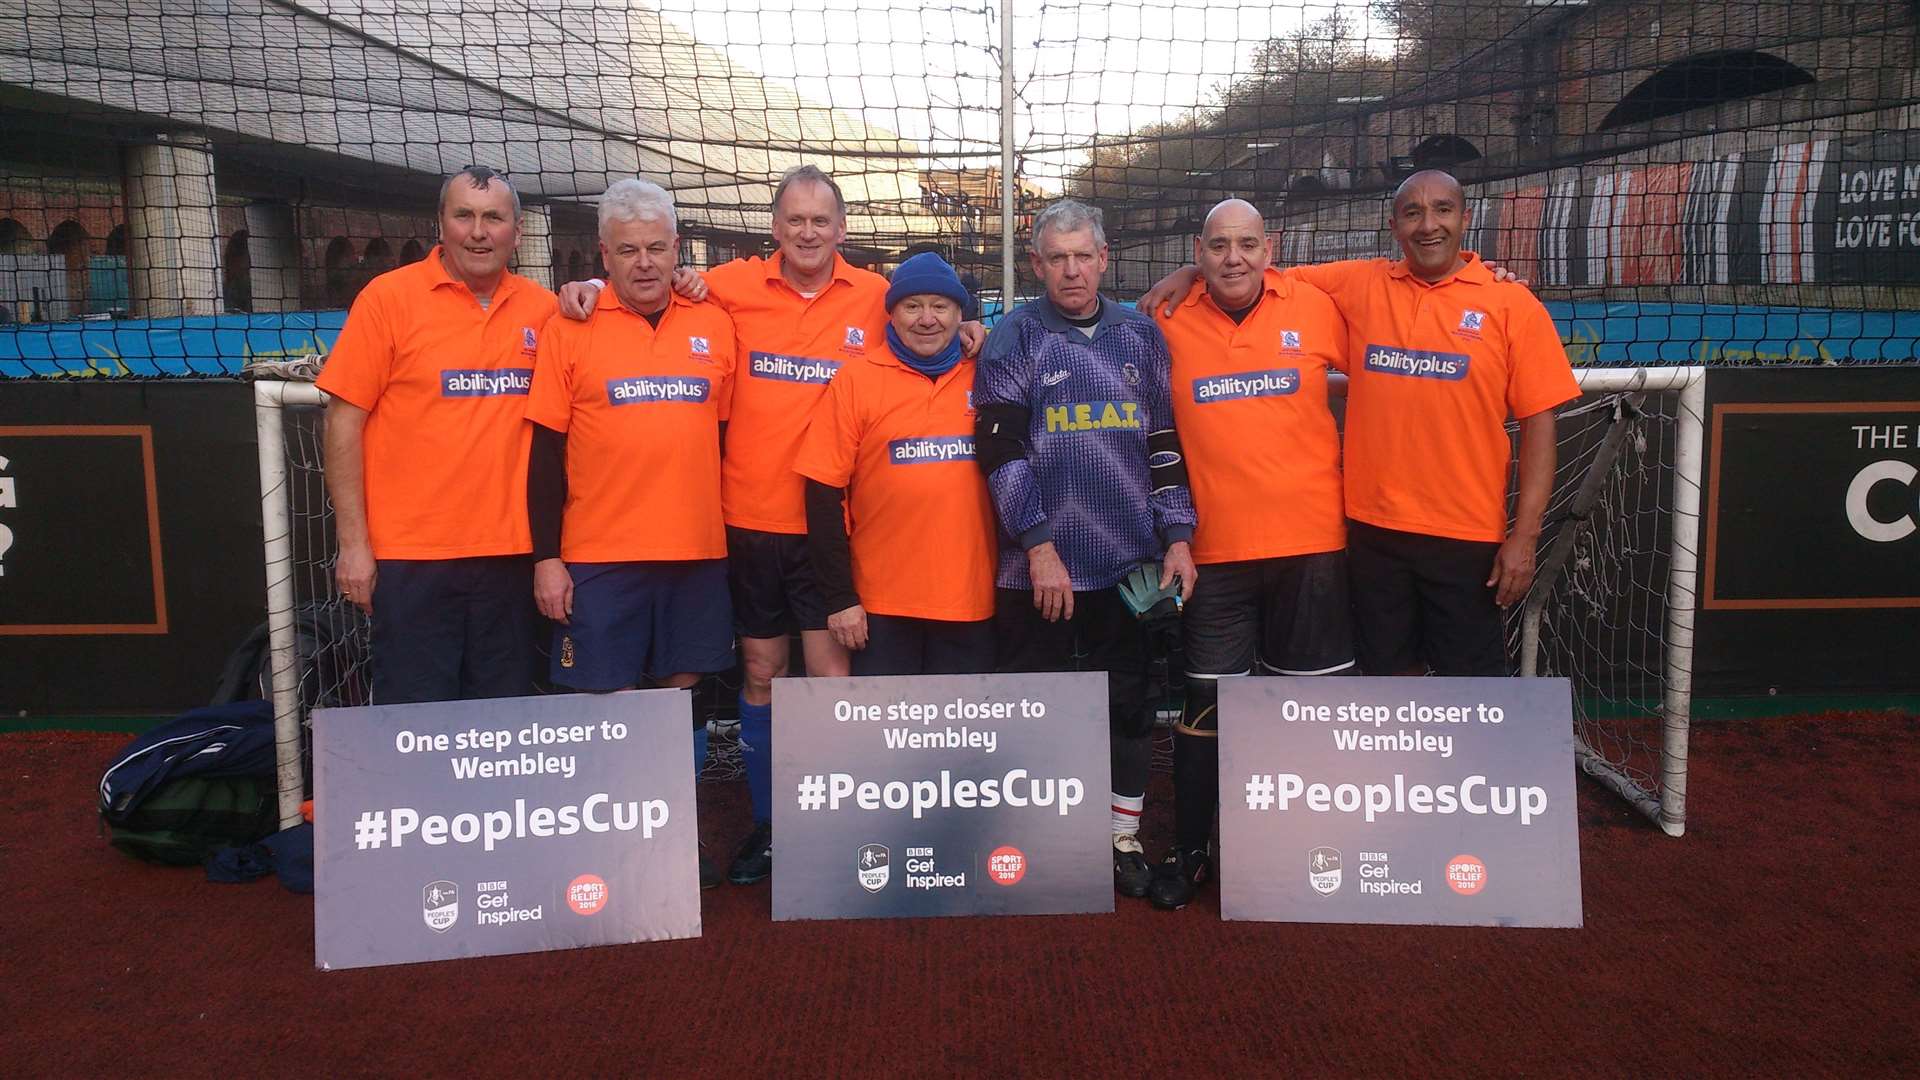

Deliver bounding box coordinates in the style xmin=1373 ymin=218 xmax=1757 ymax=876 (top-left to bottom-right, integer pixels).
xmin=1363 ymin=345 xmax=1470 ymax=381
xmin=606 ymin=376 xmax=712 ymax=404
xmin=749 ymin=351 xmax=840 ymax=384
xmin=1193 ymin=368 xmax=1299 ymax=402
xmin=442 ymin=369 xmax=533 ymax=396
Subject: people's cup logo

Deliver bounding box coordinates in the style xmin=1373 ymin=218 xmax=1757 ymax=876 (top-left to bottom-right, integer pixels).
xmin=422 ymin=880 xmax=459 ymax=932
xmin=1307 ymin=846 xmax=1342 ymax=896
xmin=857 ymin=843 xmax=890 ymax=893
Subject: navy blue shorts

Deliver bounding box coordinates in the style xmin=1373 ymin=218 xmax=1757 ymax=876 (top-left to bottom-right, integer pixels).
xmin=372 ymin=556 xmax=540 ymax=705
xmin=553 ymin=560 xmax=736 ymax=691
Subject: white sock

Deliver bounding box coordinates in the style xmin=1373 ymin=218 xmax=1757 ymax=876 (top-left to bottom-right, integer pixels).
xmin=1112 ymin=792 xmax=1144 ymax=839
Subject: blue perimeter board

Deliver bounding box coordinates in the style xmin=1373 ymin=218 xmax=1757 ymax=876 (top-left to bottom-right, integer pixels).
xmin=4 ymin=302 xmax=1918 ymax=377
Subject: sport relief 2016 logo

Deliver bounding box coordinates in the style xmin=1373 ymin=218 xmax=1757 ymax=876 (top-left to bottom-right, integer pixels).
xmin=442 ymin=369 xmax=534 ymax=397
xmin=1307 ymin=846 xmax=1342 ymax=896
xmin=1445 ymin=854 xmax=1488 ymax=896
xmin=1363 ymin=345 xmax=1470 ymax=382
xmin=987 ymin=845 xmax=1027 ymax=886
xmin=858 ymin=843 xmax=891 ymax=893
xmin=567 ymin=873 xmax=611 ymax=915
xmin=422 ymin=880 xmax=459 ymax=932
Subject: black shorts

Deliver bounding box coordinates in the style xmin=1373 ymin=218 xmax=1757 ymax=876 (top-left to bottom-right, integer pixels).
xmin=726 ymin=526 xmax=829 ymax=638
xmin=1182 ymin=550 xmax=1355 ymax=676
xmin=1346 ymin=520 xmax=1508 ymax=676
xmin=371 ymin=556 xmax=540 ymax=704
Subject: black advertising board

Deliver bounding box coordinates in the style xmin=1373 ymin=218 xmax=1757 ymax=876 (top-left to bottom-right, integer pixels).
xmin=0 ymin=381 xmax=265 ymax=713
xmin=1698 ymin=366 xmax=1920 ymax=694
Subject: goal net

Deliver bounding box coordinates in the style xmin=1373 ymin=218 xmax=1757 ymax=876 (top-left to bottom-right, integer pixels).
xmin=1514 ymin=366 xmax=1706 ymax=837
xmin=251 ymin=378 xmax=745 ymax=826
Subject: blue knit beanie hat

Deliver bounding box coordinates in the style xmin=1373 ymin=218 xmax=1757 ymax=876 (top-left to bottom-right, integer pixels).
xmin=886 ymin=251 xmax=971 ymax=311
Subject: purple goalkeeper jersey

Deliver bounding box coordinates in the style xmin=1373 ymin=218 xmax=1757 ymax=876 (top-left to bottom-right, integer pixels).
xmin=974 ymin=294 xmax=1196 ymax=590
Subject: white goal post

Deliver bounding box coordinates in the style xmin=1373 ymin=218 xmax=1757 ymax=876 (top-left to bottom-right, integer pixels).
xmin=254 ymin=367 xmax=1707 ymax=836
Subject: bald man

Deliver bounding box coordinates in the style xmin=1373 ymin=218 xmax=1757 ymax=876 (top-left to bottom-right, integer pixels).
xmin=1145 ymin=199 xmax=1356 ymax=910
xmin=1145 ymin=172 xmax=1577 ymax=679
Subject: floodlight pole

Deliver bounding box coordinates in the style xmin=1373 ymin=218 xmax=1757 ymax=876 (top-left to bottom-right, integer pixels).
xmin=1000 ymin=0 xmax=1015 ymax=311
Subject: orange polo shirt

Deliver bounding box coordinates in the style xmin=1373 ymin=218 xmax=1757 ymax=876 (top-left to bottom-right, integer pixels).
xmin=793 ymin=352 xmax=995 ymax=622
xmin=1290 ymin=253 xmax=1579 ymax=543
xmin=1156 ymin=268 xmax=1349 ymax=564
xmin=523 ymin=288 xmax=735 ymax=563
xmin=706 ymin=252 xmax=890 ymax=534
xmin=315 ymin=247 xmax=556 ymax=559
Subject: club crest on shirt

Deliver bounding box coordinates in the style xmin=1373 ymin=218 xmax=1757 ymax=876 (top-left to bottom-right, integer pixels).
xmin=690 ymin=336 xmax=710 ymax=356
xmin=1281 ymin=329 xmax=1302 ymax=351
xmin=1122 ymin=362 xmax=1141 ymax=387
xmin=1457 ymin=309 xmax=1486 ymax=337
xmin=845 ymin=326 xmax=866 ymax=349
xmin=521 ymin=327 xmax=538 ymax=356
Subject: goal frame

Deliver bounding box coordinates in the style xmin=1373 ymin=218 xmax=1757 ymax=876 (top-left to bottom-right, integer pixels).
xmin=254 ymin=368 xmax=1707 ymax=835
xmin=1521 ymin=365 xmax=1705 ymax=837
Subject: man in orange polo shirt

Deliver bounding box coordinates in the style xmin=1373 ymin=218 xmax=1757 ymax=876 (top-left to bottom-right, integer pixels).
xmin=1147 ymin=198 xmax=1356 ymax=910
xmin=1297 ymin=171 xmax=1577 ymax=677
xmin=524 ymin=179 xmax=736 ymax=696
xmin=794 ymin=252 xmax=996 ymax=675
xmin=317 ymin=166 xmax=556 ymax=704
xmin=556 ymin=165 xmax=888 ymax=885
xmin=1145 ymin=171 xmax=1577 ymax=676
xmin=1144 ymin=171 xmax=1582 ymax=676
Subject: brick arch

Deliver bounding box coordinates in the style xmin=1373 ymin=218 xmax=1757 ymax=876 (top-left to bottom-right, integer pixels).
xmin=0 ymin=217 xmax=34 ymax=254
xmin=1600 ymin=50 xmax=1815 ymax=131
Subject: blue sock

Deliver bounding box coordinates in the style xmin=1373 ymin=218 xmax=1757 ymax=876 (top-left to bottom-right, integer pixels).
xmin=738 ymin=695 xmax=773 ymax=823
xmin=693 ymin=722 xmax=709 ymax=775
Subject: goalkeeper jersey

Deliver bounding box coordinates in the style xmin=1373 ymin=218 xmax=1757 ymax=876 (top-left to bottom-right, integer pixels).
xmin=973 ymin=295 xmax=1196 ymax=591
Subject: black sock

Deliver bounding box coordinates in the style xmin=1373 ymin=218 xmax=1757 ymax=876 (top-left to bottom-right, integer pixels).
xmin=1172 ymin=729 xmax=1218 ymax=854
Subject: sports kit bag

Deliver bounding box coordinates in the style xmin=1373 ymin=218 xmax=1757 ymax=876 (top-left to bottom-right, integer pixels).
xmin=99 ymin=699 xmax=280 ymax=865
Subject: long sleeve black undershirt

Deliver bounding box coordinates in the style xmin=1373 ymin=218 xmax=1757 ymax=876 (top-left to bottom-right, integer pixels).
xmin=528 ymin=422 xmax=567 ymax=562
xmin=804 ymin=479 xmax=859 ymax=613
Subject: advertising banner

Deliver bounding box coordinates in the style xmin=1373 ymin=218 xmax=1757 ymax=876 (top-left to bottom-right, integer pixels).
xmin=315 ymin=691 xmax=701 ymax=970
xmin=1218 ymin=676 xmax=1582 ymax=928
xmin=0 ymin=380 xmax=264 ymax=713
xmin=772 ymin=672 xmax=1112 ymax=921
